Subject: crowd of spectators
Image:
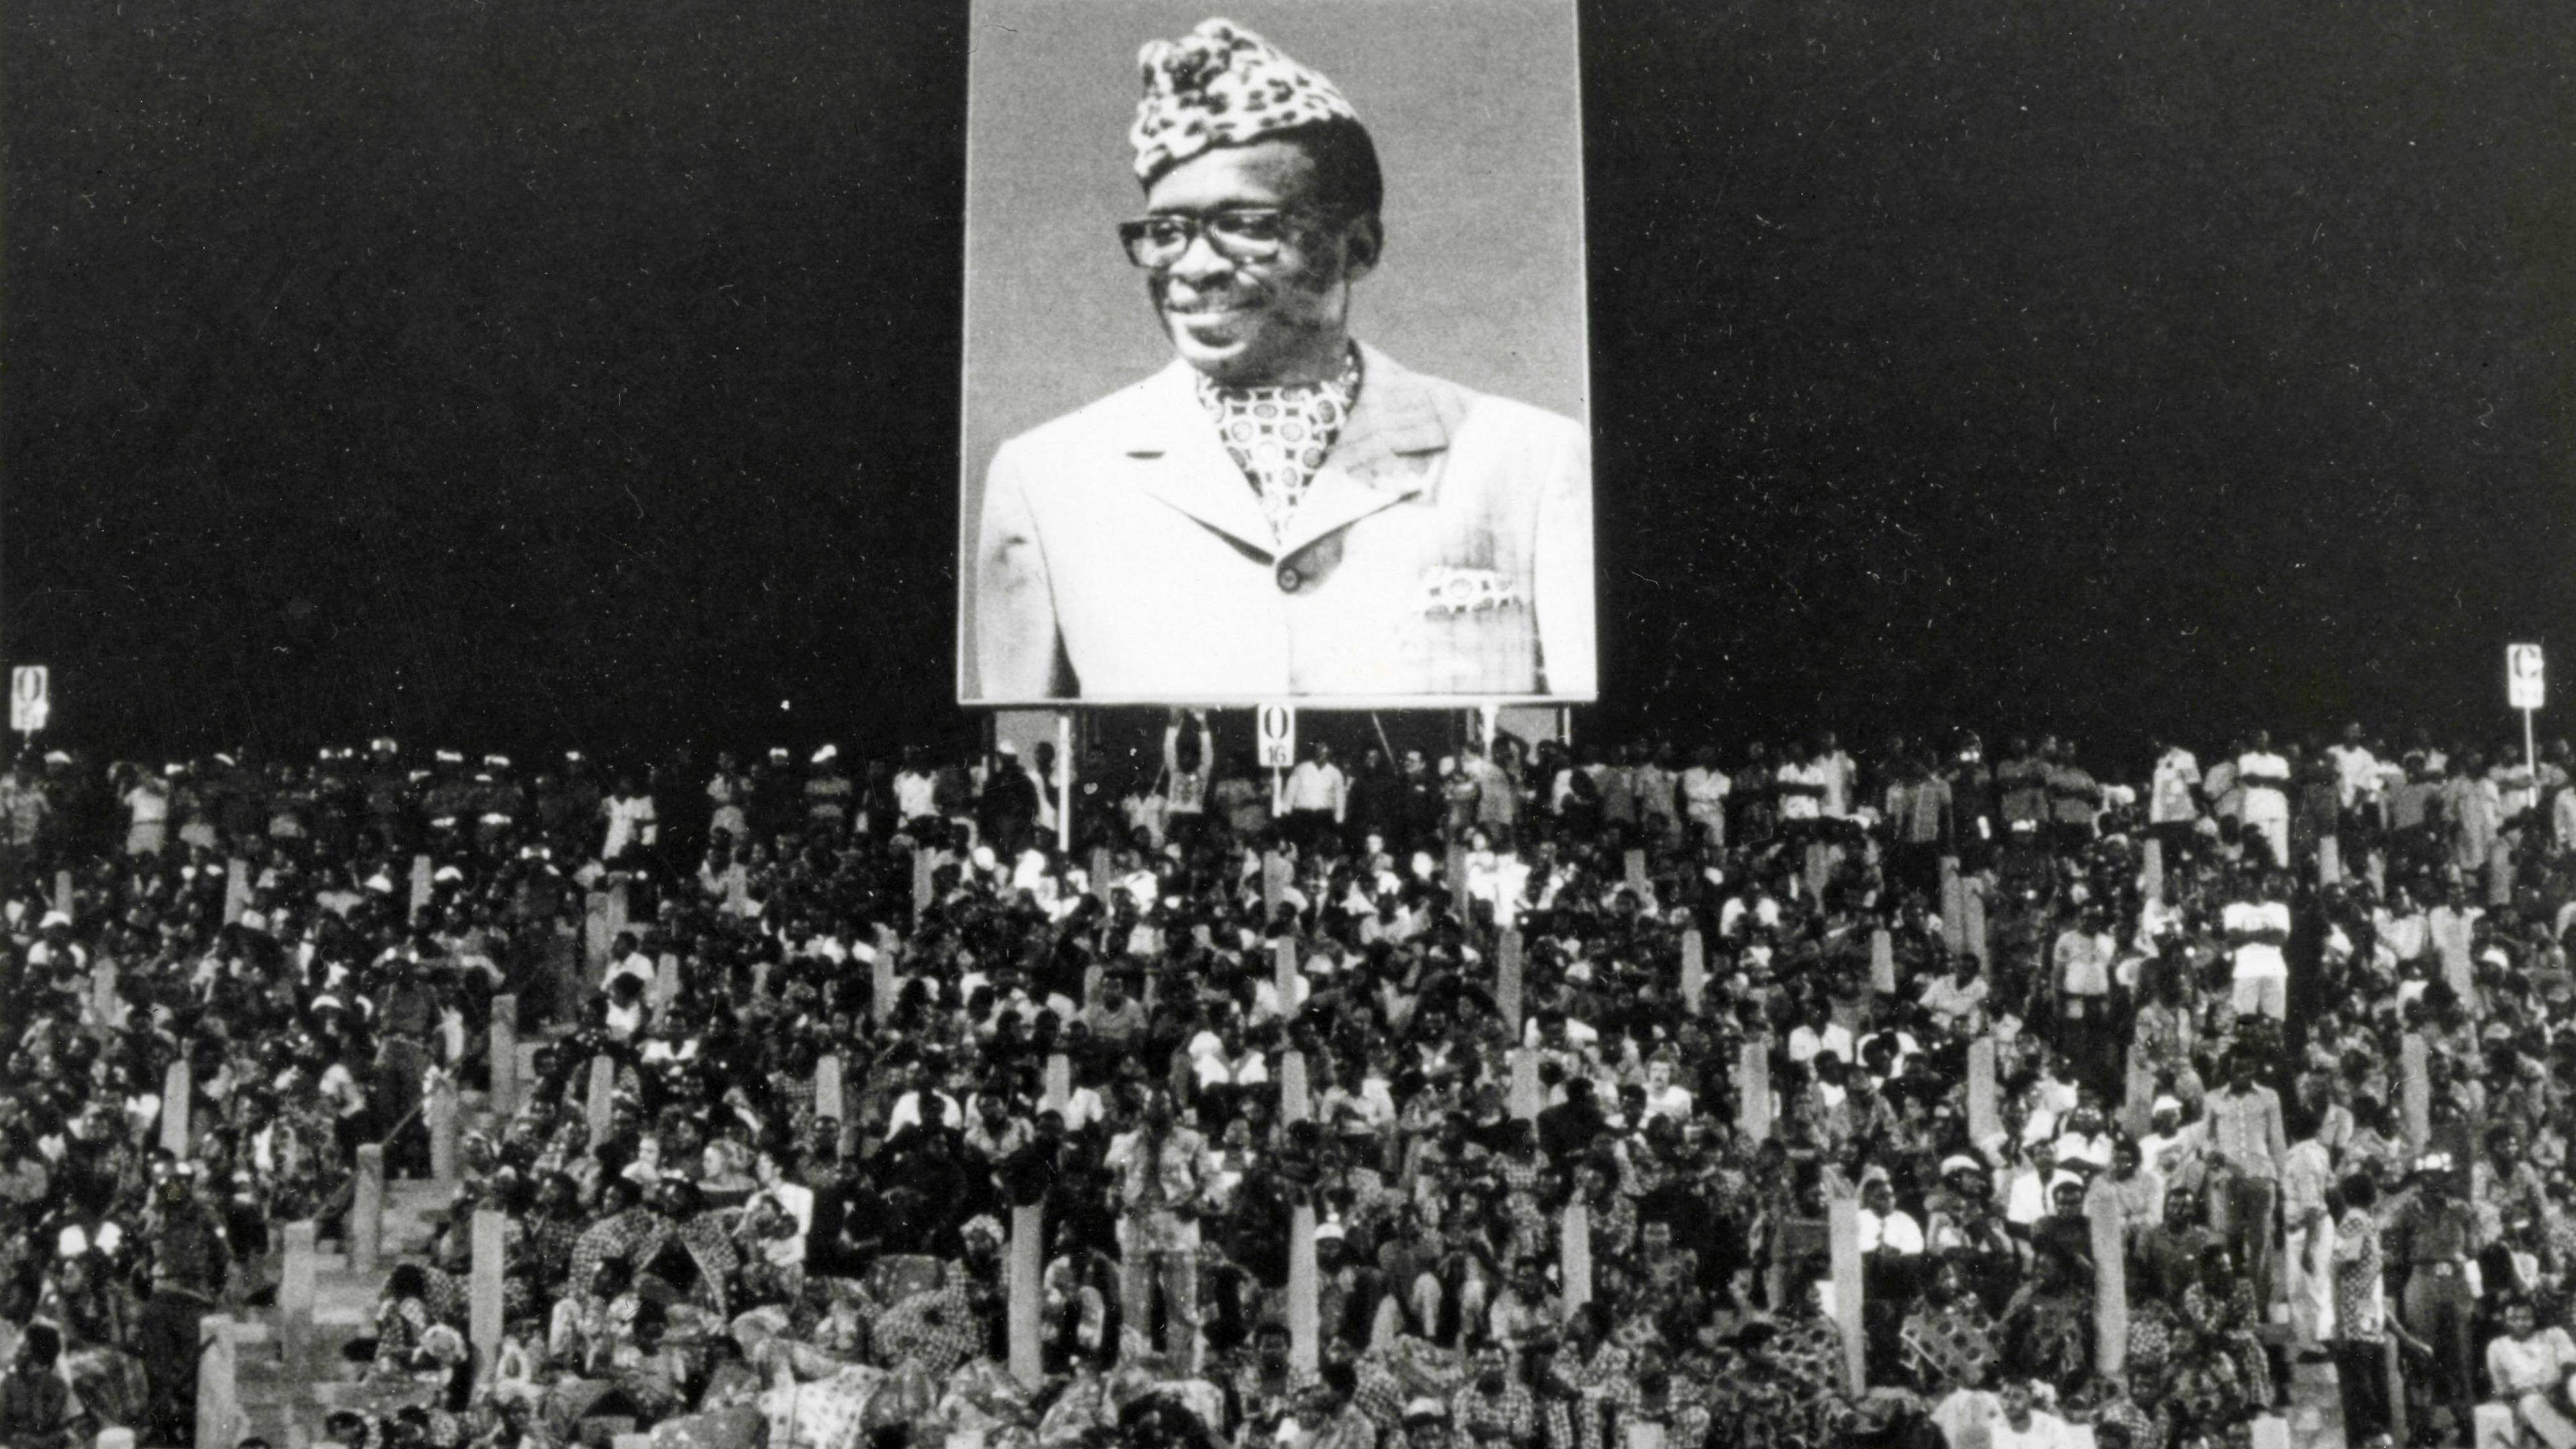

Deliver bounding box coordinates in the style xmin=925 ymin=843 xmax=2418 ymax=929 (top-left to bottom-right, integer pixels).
xmin=5 ymin=716 xmax=2576 ymax=1449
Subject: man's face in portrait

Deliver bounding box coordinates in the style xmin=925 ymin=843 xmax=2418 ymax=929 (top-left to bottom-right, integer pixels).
xmin=1136 ymin=137 xmax=1381 ymax=387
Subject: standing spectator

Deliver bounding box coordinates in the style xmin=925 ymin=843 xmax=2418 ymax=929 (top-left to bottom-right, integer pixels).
xmin=1212 ymin=751 xmax=1271 ymax=843
xmin=2390 ymin=1154 xmax=2481 ymax=1437
xmin=601 ymin=773 xmax=657 ymax=864
xmin=138 ymin=1169 xmax=231 ymax=1447
xmin=2235 ymin=731 xmax=2293 ymax=869
xmin=2330 ymin=1173 xmax=2396 ymax=1449
xmin=2224 ymin=873 xmax=2292 ymax=1022
xmin=1680 ymin=745 xmax=1731 ymax=852
xmin=2201 ymin=1052 xmax=2286 ymax=1300
xmin=118 ymin=765 xmax=164 ymax=857
xmin=1161 ymin=711 xmax=1214 ymax=847
xmin=0 ymin=760 xmax=48 ymax=877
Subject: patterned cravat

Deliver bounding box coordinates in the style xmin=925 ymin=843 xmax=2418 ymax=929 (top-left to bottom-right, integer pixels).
xmin=1197 ymin=345 xmax=1363 ymax=541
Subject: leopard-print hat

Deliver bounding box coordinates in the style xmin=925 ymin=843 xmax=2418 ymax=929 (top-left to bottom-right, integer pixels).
xmin=1130 ymin=19 xmax=1358 ymax=183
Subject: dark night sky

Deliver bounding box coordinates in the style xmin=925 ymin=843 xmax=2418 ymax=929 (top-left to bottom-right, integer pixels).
xmin=5 ymin=1 xmax=2572 ymax=770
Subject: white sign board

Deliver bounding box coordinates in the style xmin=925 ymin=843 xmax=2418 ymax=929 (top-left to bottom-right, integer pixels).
xmin=2510 ymin=643 xmax=2545 ymax=711
xmin=10 ymin=666 xmax=48 ymax=733
xmin=1257 ymin=703 xmax=1297 ymax=771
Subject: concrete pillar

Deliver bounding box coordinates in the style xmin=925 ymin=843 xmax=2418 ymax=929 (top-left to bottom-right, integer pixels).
xmin=1275 ymin=938 xmax=1301 ymax=1019
xmin=428 ymin=1075 xmax=460 ymax=1181
xmin=279 ymin=1221 xmax=318 ymax=1368
xmin=1009 ymin=1202 xmax=1044 ymax=1387
xmin=1623 ymin=848 xmax=1648 ymax=898
xmin=225 ymin=857 xmax=252 ymax=924
xmin=409 ymin=853 xmax=434 ymax=923
xmin=1281 ymin=1051 xmax=1311 ymax=1124
xmin=814 ymin=1055 xmax=847 ymax=1137
xmin=90 ymin=961 xmax=119 ymax=1035
xmin=1509 ymin=1048 xmax=1544 ymax=1121
xmin=2090 ymin=1189 xmax=2128 ymax=1375
xmin=2121 ymin=1051 xmax=2157 ymax=1140
xmin=2402 ymin=1034 xmax=2430 ymax=1153
xmin=350 ymin=1144 xmax=385 ymax=1275
xmin=586 ymin=1055 xmax=617 ymax=1148
xmin=161 ymin=1057 xmax=192 ymax=1159
xmin=488 ymin=995 xmax=519 ymax=1120
xmin=1498 ymin=928 xmax=1524 ymax=1034
xmin=1283 ymin=1056 xmax=1317 ymax=1375
xmin=912 ymin=848 xmax=936 ymax=920
xmin=1827 ymin=1197 xmax=1866 ymax=1394
xmin=1680 ymin=928 xmax=1705 ymax=1016
xmin=1043 ymin=1053 xmax=1071 ymax=1117
xmin=1869 ymin=928 xmax=1896 ymax=996
xmin=1939 ymin=859 xmax=1966 ymax=953
xmin=1967 ymin=1037 xmax=2000 ymax=1145
xmin=651 ymin=955 xmax=680 ymax=1020
xmin=472 ymin=1209 xmax=506 ymax=1377
xmin=1737 ymin=1040 xmax=1771 ymax=1143
xmin=52 ymin=869 xmax=72 ymax=922
xmin=196 ymin=1316 xmax=242 ymax=1449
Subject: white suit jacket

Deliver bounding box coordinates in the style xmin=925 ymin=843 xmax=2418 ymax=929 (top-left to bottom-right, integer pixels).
xmin=973 ymin=343 xmax=1595 ymax=701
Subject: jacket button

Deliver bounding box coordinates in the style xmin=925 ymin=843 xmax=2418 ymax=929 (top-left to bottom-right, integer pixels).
xmin=1276 ymin=564 xmax=1303 ymax=593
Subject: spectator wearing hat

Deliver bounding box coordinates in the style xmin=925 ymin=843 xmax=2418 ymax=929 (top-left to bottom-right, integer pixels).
xmin=2392 ymin=1150 xmax=2482 ymax=1434
xmin=137 ymin=1167 xmax=230 ymax=1446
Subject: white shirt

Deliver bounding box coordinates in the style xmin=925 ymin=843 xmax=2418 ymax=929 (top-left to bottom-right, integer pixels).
xmin=1787 ymin=1021 xmax=1854 ymax=1066
xmin=893 ymin=770 xmax=939 ymax=820
xmin=1717 ymin=894 xmax=1780 ymax=938
xmin=2328 ymin=744 xmax=2381 ymax=808
xmin=2223 ymin=899 xmax=2291 ymax=981
xmin=886 ymin=1089 xmax=962 ymax=1138
xmin=1777 ymin=761 xmax=1827 ymax=820
xmin=1989 ymin=1411 xmax=2076 ymax=1449
xmin=1283 ymin=761 xmax=1348 ymax=818
xmin=1640 ymin=1083 xmax=1695 ymax=1121
xmin=604 ymin=950 xmax=657 ymax=994
xmin=1857 ymin=1208 xmax=1923 ymax=1255
xmin=604 ymin=793 xmax=659 ymax=858
xmin=1818 ymin=751 xmax=1858 ymax=818
xmin=2236 ymin=751 xmax=2292 ymax=816
xmin=2149 ymin=748 xmax=2202 ymax=824
xmin=1680 ymin=767 xmax=1731 ymax=839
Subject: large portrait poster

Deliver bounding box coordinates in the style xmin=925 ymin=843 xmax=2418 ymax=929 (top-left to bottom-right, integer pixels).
xmin=958 ymin=0 xmax=1595 ymax=706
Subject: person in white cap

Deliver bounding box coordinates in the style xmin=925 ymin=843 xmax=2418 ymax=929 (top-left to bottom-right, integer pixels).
xmin=974 ymin=17 xmax=1595 ymax=702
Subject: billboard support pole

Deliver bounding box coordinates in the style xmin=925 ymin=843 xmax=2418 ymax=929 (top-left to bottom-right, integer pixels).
xmin=1056 ymin=712 xmax=1074 ymax=854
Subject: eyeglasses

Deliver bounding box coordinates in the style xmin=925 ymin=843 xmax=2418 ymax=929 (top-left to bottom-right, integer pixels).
xmin=1116 ymin=207 xmax=1332 ymax=269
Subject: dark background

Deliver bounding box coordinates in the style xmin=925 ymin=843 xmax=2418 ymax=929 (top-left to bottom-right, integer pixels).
xmin=7 ymin=1 xmax=2572 ymax=773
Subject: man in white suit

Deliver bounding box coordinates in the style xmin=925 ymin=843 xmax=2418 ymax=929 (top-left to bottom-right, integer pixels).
xmin=974 ymin=17 xmax=1596 ymax=703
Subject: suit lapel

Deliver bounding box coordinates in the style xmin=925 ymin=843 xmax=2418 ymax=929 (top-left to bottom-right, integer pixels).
xmin=1274 ymin=343 xmax=1460 ymax=559
xmin=1120 ymin=361 xmax=1278 ymax=559
xmin=1114 ymin=345 xmax=1464 ymax=563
